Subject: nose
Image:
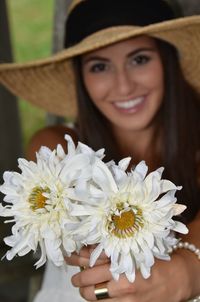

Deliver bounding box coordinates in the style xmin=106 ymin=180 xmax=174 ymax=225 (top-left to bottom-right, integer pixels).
xmin=114 ymin=68 xmax=135 ymax=97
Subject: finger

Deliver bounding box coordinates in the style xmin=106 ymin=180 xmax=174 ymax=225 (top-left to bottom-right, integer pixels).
xmin=65 ymin=246 xmax=94 ymax=267
xmin=79 ymin=246 xmax=94 ymax=258
xmin=65 ymin=252 xmax=90 ymax=267
xmin=83 ymin=245 xmax=109 ymax=261
xmin=78 ymin=274 xmax=137 ymax=301
xmin=80 ymin=285 xmax=107 ymax=301
xmin=78 ymin=245 xmax=109 ymax=261
xmin=78 ymin=272 xmax=146 ymax=301
xmin=72 ymin=263 xmax=112 ymax=287
xmin=65 ymin=251 xmax=110 ymax=268
xmin=80 ymin=284 xmax=136 ymax=302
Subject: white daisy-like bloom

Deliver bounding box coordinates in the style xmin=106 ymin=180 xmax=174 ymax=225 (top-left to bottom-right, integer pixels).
xmin=68 ymin=158 xmax=188 ymax=282
xmin=0 ymin=135 xmax=104 ymax=268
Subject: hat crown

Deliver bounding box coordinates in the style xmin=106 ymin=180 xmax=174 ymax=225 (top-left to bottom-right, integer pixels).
xmin=65 ymin=0 xmax=175 ymax=47
xmin=68 ymin=0 xmax=85 ymax=15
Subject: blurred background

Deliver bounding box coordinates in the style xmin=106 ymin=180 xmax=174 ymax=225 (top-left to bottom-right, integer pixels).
xmin=0 ymin=0 xmax=199 ymax=301
xmin=0 ymin=1 xmax=69 ymax=301
xmin=4 ymin=0 xmax=56 ymax=151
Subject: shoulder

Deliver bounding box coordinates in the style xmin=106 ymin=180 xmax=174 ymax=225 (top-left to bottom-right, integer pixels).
xmin=26 ymin=125 xmax=78 ymax=161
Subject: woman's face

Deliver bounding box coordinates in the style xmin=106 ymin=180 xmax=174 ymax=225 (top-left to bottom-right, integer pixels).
xmin=81 ymin=36 xmax=164 ymax=133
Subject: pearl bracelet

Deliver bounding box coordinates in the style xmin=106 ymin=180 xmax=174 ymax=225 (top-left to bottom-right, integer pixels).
xmin=172 ymin=241 xmax=200 ymax=260
xmin=171 ymin=241 xmax=200 ymax=302
xmin=188 ymin=295 xmax=200 ymax=302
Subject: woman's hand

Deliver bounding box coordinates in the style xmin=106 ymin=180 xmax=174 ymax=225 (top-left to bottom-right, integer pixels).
xmin=65 ymin=246 xmax=192 ymax=302
xmin=65 ymin=213 xmax=200 ymax=301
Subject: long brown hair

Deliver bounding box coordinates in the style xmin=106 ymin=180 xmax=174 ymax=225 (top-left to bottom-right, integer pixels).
xmin=157 ymin=40 xmax=200 ymax=222
xmin=73 ymin=38 xmax=200 ymax=223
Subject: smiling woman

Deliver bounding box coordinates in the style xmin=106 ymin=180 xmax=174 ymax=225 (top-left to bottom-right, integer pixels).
xmin=0 ymin=0 xmax=200 ymax=301
xmin=81 ymin=36 xmax=164 ymax=135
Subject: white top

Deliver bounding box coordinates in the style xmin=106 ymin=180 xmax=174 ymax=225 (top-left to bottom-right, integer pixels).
xmin=33 ymin=262 xmax=85 ymax=302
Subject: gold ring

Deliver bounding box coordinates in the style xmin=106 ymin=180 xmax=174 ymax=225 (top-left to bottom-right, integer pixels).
xmin=80 ymin=266 xmax=86 ymax=271
xmin=94 ymin=282 xmax=110 ymax=300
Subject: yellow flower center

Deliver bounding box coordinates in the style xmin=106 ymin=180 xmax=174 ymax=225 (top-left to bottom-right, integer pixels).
xmin=113 ymin=211 xmax=135 ymax=231
xmin=110 ymin=207 xmax=144 ymax=239
xmin=29 ymin=186 xmax=50 ymax=211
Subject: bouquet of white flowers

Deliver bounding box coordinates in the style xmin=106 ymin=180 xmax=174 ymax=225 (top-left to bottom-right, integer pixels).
xmin=0 ymin=134 xmax=188 ymax=282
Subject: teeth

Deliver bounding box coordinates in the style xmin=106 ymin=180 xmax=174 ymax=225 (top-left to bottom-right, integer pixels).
xmin=115 ymin=97 xmax=143 ymax=109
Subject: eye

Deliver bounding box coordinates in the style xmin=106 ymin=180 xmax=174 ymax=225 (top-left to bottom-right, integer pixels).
xmin=131 ymin=54 xmax=151 ymax=66
xmin=89 ymin=62 xmax=108 ymax=73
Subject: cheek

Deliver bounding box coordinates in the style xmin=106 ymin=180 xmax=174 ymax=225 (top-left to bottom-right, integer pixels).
xmin=142 ymin=63 xmax=164 ymax=88
xmin=83 ymin=74 xmax=110 ymax=103
xmin=153 ymin=60 xmax=164 ymax=86
xmin=154 ymin=64 xmax=164 ymax=89
xmin=143 ymin=62 xmax=164 ymax=101
xmin=150 ymin=64 xmax=165 ymax=113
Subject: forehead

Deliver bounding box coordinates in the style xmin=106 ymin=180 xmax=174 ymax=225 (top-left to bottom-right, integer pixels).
xmin=82 ymin=36 xmax=158 ymax=58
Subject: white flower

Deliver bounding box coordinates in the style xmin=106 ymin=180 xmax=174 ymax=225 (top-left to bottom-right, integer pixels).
xmin=68 ymin=158 xmax=188 ymax=282
xmin=0 ymin=135 xmax=99 ymax=268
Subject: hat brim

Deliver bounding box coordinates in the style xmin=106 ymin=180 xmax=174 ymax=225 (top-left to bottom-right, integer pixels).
xmin=0 ymin=15 xmax=200 ymax=118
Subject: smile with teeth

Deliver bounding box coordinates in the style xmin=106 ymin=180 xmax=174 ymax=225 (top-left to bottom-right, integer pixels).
xmin=114 ymin=97 xmax=144 ymax=109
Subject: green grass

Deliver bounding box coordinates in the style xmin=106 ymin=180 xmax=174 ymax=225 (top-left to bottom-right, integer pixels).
xmin=7 ymin=0 xmax=54 ymax=149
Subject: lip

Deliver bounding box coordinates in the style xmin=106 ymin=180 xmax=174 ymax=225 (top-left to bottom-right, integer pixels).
xmin=113 ymin=96 xmax=145 ymax=113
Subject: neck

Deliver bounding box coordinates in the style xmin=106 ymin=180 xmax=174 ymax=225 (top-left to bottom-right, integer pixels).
xmin=112 ymin=125 xmax=161 ymax=170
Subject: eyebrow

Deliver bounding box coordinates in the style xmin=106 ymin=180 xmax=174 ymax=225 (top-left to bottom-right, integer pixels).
xmin=127 ymin=47 xmax=156 ymax=57
xmin=82 ymin=47 xmax=156 ymax=64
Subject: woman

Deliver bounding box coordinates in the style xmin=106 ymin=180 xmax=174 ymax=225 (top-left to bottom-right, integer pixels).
xmin=0 ymin=0 xmax=200 ymax=301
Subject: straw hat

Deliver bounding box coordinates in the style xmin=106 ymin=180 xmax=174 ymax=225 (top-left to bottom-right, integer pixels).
xmin=0 ymin=0 xmax=200 ymax=118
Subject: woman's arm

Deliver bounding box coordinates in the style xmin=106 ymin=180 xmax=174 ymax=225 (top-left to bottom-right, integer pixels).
xmin=177 ymin=211 xmax=200 ymax=298
xmin=26 ymin=125 xmax=78 ymax=160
